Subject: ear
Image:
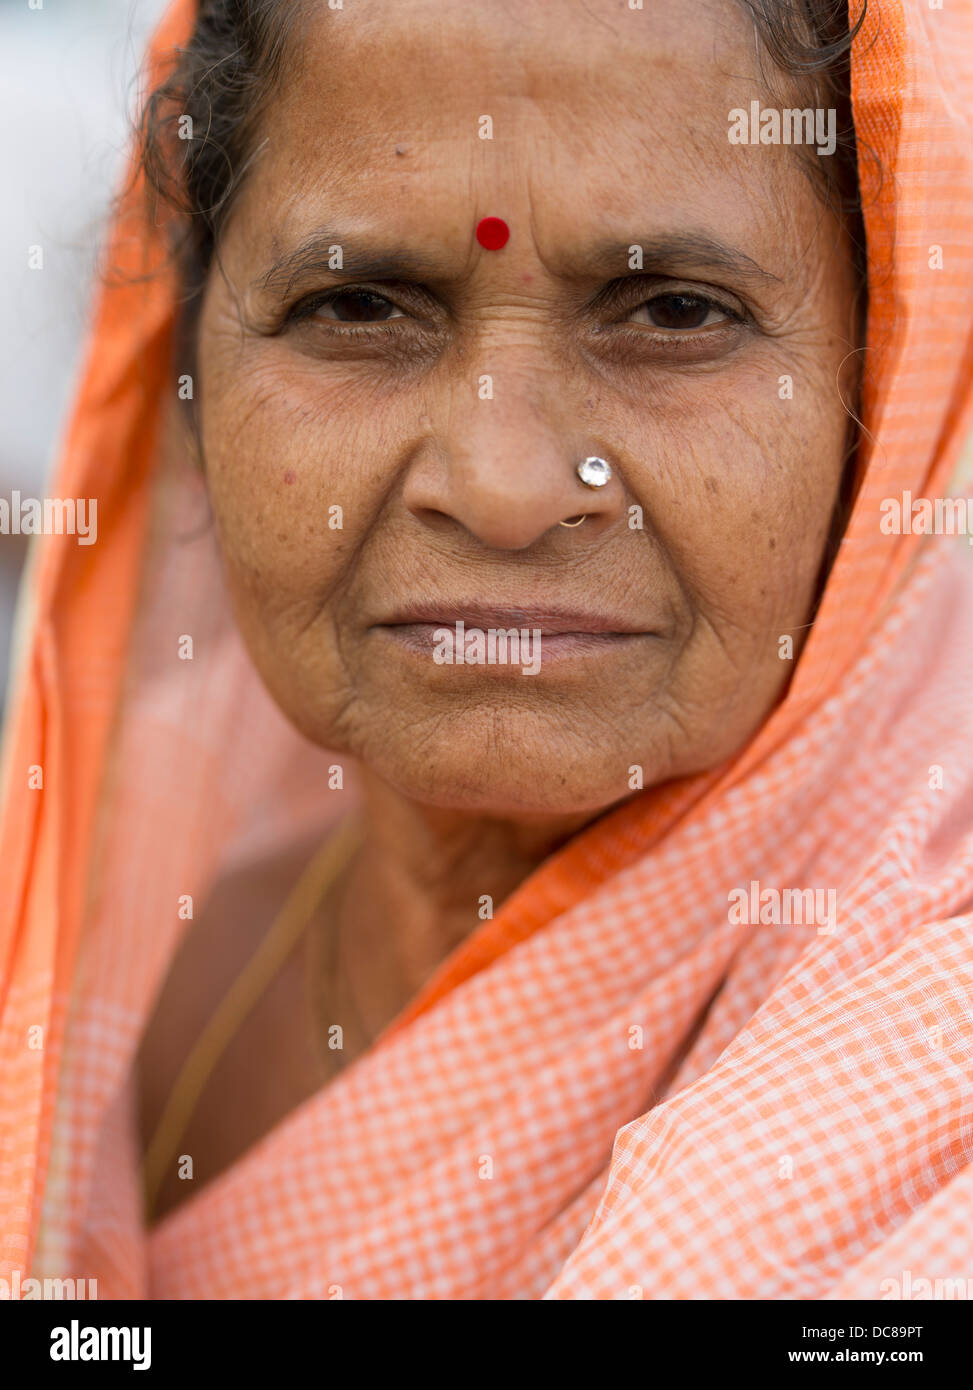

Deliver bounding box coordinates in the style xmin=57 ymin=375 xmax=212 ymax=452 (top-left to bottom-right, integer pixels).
xmin=170 ymin=295 xmax=206 ymax=474
xmin=184 ymin=404 xmax=206 ymax=477
xmin=158 ymin=382 xmax=207 ymax=484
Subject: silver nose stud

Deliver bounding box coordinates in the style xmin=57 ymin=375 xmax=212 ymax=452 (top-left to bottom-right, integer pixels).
xmin=576 ymin=457 xmax=612 ymax=488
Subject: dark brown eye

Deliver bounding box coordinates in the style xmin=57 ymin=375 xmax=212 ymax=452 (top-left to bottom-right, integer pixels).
xmin=631 ymin=294 xmax=726 ymax=330
xmin=308 ymin=290 xmax=405 ymax=323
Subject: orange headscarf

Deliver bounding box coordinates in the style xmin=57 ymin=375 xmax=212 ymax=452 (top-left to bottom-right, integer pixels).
xmin=2 ymin=0 xmax=973 ymax=1299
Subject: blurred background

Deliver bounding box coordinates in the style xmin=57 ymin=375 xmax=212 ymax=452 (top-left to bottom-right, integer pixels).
xmin=0 ymin=0 xmax=169 ymax=711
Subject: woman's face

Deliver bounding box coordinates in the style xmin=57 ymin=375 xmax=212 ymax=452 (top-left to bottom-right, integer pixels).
xmin=197 ymin=0 xmax=860 ymax=816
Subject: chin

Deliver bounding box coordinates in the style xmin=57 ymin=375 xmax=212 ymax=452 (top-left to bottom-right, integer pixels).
xmin=344 ymin=708 xmax=662 ymax=817
xmin=378 ymin=765 xmax=632 ymax=818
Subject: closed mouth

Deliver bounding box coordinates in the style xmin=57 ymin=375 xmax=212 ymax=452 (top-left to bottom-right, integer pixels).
xmin=375 ymin=603 xmax=654 ymax=637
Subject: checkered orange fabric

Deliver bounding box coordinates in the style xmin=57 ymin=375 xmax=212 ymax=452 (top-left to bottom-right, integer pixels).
xmin=2 ymin=0 xmax=973 ymax=1299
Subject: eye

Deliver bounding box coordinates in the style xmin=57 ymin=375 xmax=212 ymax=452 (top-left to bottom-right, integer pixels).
xmin=628 ymin=293 xmax=730 ymax=330
xmin=293 ymin=288 xmax=406 ymax=324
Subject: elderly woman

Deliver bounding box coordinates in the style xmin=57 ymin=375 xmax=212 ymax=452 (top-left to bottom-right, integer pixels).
xmin=1 ymin=0 xmax=972 ymax=1302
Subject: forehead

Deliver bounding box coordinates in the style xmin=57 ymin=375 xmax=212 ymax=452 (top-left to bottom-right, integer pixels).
xmin=236 ymin=0 xmax=813 ymax=274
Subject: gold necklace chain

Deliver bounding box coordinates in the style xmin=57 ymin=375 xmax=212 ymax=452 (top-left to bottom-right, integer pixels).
xmin=141 ymin=815 xmax=362 ymax=1222
xmin=303 ymin=839 xmax=374 ymax=1078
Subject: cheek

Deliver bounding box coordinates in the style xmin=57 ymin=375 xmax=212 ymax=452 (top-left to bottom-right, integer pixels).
xmin=199 ymin=347 xmax=386 ymax=631
xmin=623 ymin=354 xmax=847 ymax=630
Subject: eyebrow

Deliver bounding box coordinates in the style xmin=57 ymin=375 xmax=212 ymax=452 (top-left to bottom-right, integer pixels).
xmin=583 ymin=233 xmax=782 ymax=287
xmin=252 ymin=226 xmax=781 ymax=298
xmin=253 ymin=232 xmax=449 ymax=298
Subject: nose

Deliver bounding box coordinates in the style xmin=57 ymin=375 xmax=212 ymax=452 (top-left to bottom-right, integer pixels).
xmin=401 ymin=367 xmax=626 ymax=550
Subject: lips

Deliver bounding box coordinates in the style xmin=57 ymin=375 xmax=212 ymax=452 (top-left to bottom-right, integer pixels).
xmin=371 ymin=602 xmax=656 ymax=670
xmin=375 ymin=603 xmax=652 ymax=636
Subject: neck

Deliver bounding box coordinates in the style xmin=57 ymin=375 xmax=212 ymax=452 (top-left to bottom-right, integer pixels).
xmin=334 ymin=769 xmax=602 ymax=1037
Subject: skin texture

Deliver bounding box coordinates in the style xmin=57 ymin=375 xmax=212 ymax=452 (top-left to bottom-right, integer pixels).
xmin=139 ymin=0 xmax=861 ymax=1216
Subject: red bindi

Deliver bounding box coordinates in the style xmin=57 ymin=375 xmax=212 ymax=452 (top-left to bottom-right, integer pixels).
xmin=475 ymin=217 xmax=510 ymax=250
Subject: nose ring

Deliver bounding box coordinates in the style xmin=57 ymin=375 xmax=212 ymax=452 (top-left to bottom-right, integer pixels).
xmin=576 ymin=457 xmax=612 ymax=488
xmin=560 ymin=457 xmax=611 ymax=527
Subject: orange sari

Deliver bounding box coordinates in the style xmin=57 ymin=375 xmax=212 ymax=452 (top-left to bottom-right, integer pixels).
xmin=2 ymin=0 xmax=973 ymax=1299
